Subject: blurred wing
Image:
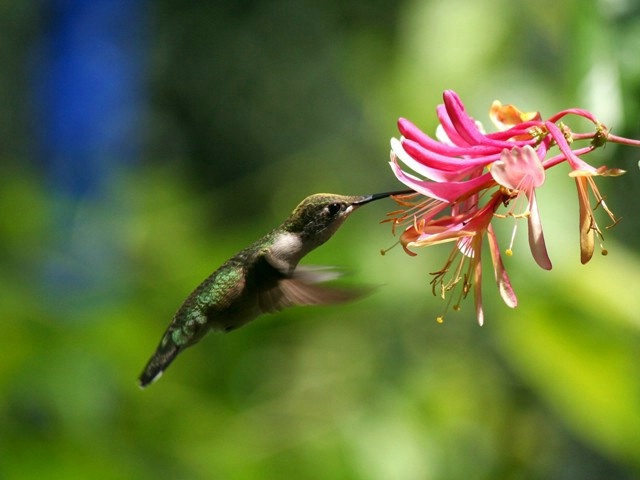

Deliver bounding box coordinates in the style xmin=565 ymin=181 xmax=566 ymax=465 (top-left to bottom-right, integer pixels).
xmin=249 ymin=255 xmax=370 ymax=314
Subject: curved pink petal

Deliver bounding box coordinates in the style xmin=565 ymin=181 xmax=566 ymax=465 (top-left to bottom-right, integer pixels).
xmin=527 ymin=191 xmax=552 ymax=270
xmin=437 ymin=103 xmax=474 ymax=147
xmin=545 ymin=121 xmax=599 ymax=174
xmin=391 ymin=138 xmax=464 ymax=182
xmin=403 ymin=139 xmax=499 ymax=171
xmin=442 ymin=90 xmax=489 ymax=146
xmin=390 ymin=158 xmax=495 ymax=203
xmin=392 ymin=140 xmax=483 ymax=183
xmin=485 ymin=121 xmax=541 ymax=142
xmin=443 ymin=91 xmax=530 ymax=149
xmin=398 ymin=118 xmax=502 ymax=156
xmin=487 ymin=224 xmax=517 ymax=308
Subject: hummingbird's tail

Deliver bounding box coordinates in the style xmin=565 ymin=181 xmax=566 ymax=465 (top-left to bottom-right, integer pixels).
xmin=138 ymin=340 xmax=181 ymax=388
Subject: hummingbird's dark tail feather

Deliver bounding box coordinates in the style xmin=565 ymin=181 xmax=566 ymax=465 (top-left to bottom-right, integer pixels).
xmin=138 ymin=341 xmax=181 ymax=388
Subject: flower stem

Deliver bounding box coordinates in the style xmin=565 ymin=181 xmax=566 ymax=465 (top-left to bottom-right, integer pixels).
xmin=606 ymin=133 xmax=640 ymax=147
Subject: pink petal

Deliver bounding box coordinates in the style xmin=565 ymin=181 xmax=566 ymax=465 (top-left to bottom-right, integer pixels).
xmin=545 ymin=121 xmax=599 ymax=174
xmin=437 ymin=103 xmax=474 ymax=147
xmin=442 ymin=90 xmax=488 ymax=146
xmin=487 ymin=131 xmax=534 ymax=141
xmin=391 ymin=138 xmax=462 ymax=182
xmin=443 ymin=91 xmax=530 ymax=149
xmin=398 ymin=118 xmax=501 ymax=156
xmin=527 ymin=191 xmax=552 ymax=270
xmin=403 ymin=139 xmax=499 ymax=172
xmin=487 ymin=224 xmax=518 ymax=308
xmin=390 ymin=158 xmax=495 ymax=203
xmin=490 ymin=146 xmax=545 ymax=190
xmin=392 ymin=138 xmax=485 ymax=182
xmin=485 ymin=121 xmax=541 ymax=141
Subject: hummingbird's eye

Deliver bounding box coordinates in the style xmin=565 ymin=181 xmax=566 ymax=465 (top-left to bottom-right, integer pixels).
xmin=326 ymin=203 xmax=342 ymax=216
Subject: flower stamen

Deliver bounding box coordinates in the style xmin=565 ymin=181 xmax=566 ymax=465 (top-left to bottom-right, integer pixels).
xmin=428 ymin=239 xmax=476 ymax=323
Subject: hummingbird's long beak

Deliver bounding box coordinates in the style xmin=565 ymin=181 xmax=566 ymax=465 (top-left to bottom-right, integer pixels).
xmin=351 ymin=189 xmax=414 ymax=206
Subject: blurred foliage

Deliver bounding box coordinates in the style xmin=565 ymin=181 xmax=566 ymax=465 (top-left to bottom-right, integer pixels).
xmin=1 ymin=0 xmax=640 ymax=479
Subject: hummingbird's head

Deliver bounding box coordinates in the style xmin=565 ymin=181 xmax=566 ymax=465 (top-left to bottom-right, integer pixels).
xmin=282 ymin=190 xmax=412 ymax=246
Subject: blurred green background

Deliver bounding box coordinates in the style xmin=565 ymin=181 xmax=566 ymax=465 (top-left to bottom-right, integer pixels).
xmin=2 ymin=0 xmax=640 ymax=478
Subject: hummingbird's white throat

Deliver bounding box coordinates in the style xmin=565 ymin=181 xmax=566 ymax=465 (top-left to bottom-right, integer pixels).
xmin=270 ymin=232 xmax=305 ymax=269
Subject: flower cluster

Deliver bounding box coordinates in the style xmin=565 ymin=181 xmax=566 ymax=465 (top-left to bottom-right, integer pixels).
xmin=386 ymin=90 xmax=640 ymax=325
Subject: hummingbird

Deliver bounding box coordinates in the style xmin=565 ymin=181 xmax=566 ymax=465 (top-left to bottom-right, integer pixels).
xmin=138 ymin=189 xmax=411 ymax=388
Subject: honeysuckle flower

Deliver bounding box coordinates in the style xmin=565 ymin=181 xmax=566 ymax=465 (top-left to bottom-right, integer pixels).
xmin=386 ymin=90 xmax=640 ymax=324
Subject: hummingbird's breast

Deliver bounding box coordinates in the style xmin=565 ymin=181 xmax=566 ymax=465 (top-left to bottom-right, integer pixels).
xmin=268 ymin=232 xmax=306 ymax=271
